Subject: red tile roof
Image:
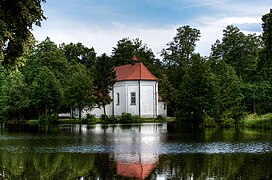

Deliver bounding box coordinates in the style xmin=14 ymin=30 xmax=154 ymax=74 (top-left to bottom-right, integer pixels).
xmin=114 ymin=62 xmax=158 ymax=81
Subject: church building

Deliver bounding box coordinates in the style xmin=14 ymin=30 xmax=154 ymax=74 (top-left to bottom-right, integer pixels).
xmin=82 ymin=56 xmax=167 ymax=118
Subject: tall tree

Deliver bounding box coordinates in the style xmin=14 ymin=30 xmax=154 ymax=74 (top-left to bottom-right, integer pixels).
xmin=93 ymin=54 xmax=116 ymax=121
xmin=65 ymin=64 xmax=95 ymax=119
xmin=176 ymin=54 xmax=217 ymax=122
xmin=0 ymin=71 xmax=30 ymax=121
xmin=22 ymin=37 xmax=69 ymax=86
xmin=161 ymin=25 xmax=201 ymax=89
xmin=61 ymin=42 xmax=96 ymax=69
xmin=31 ymin=66 xmax=62 ymax=117
xmin=210 ymin=25 xmax=262 ymax=81
xmin=161 ymin=25 xmax=200 ymax=68
xmin=0 ymin=0 xmax=46 ymax=67
xmin=257 ymin=9 xmax=272 ymax=80
xmin=112 ymin=37 xmax=156 ymax=66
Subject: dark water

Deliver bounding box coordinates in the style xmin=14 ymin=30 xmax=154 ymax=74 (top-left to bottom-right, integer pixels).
xmin=0 ymin=123 xmax=272 ymax=179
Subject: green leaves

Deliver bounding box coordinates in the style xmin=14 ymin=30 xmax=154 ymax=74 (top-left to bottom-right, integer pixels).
xmin=0 ymin=0 xmax=46 ymax=67
xmin=93 ymin=54 xmax=116 ymax=116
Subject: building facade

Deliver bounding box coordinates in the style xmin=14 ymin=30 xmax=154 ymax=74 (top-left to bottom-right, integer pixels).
xmin=82 ymin=57 xmax=167 ymax=118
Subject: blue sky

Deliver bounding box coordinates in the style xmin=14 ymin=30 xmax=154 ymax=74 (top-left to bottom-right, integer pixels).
xmin=33 ymin=0 xmax=271 ymax=57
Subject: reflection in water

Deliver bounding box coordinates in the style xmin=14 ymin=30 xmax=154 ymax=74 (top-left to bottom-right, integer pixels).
xmin=0 ymin=123 xmax=272 ymax=179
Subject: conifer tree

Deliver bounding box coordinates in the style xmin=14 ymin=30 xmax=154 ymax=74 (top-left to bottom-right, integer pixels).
xmin=93 ymin=54 xmax=116 ymax=121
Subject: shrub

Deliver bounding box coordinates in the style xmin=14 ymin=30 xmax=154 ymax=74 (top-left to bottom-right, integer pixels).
xmin=203 ymin=114 xmax=216 ymax=127
xmin=241 ymin=113 xmax=272 ymax=129
xmin=119 ymin=112 xmax=133 ymax=123
xmin=83 ymin=114 xmax=96 ymax=124
xmin=156 ymin=115 xmax=166 ymax=122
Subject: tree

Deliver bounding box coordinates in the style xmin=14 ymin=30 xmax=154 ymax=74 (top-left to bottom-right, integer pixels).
xmin=93 ymin=54 xmax=116 ymax=121
xmin=176 ymin=54 xmax=217 ymax=122
xmin=0 ymin=0 xmax=46 ymax=67
xmin=211 ymin=61 xmax=245 ymax=125
xmin=31 ymin=66 xmax=62 ymax=117
xmin=158 ymin=74 xmax=177 ymax=116
xmin=61 ymin=42 xmax=96 ymax=69
xmin=257 ymin=9 xmax=272 ymax=80
xmin=65 ymin=64 xmax=95 ymax=119
xmin=161 ymin=25 xmax=201 ymax=89
xmin=0 ymin=72 xmax=30 ymax=121
xmin=210 ymin=25 xmax=262 ymax=81
xmin=161 ymin=25 xmax=200 ymax=68
xmin=22 ymin=37 xmax=70 ymax=86
xmin=111 ymin=37 xmax=161 ymax=77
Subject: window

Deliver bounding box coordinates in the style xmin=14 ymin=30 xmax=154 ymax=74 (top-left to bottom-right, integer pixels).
xmin=131 ymin=92 xmax=136 ymax=105
xmin=116 ymin=93 xmax=120 ymax=105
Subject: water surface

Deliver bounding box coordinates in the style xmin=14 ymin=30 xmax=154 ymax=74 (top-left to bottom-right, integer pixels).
xmin=0 ymin=123 xmax=271 ymax=179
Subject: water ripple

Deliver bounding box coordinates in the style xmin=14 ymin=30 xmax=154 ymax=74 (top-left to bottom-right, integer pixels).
xmin=0 ymin=142 xmax=271 ymax=154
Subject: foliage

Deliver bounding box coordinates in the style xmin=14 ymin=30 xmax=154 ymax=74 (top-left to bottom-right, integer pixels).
xmin=119 ymin=112 xmax=133 ymax=123
xmin=65 ymin=64 xmax=94 ymax=119
xmin=61 ymin=42 xmax=96 ymax=68
xmin=241 ymin=113 xmax=272 ymax=129
xmin=0 ymin=0 xmax=46 ymax=67
xmin=161 ymin=25 xmax=201 ymax=68
xmin=0 ymin=72 xmax=30 ymax=121
xmin=176 ymin=54 xmax=218 ymax=122
xmin=94 ymin=53 xmax=116 ymax=121
xmin=31 ymin=66 xmax=63 ymax=117
xmin=111 ymin=37 xmax=161 ymax=77
xmin=83 ymin=114 xmax=96 ymax=124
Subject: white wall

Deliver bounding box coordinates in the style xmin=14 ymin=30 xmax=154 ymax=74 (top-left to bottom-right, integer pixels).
xmin=81 ymin=80 xmax=167 ymax=118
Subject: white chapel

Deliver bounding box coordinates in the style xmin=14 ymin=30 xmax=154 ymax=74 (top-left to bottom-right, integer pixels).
xmin=82 ymin=56 xmax=167 ymax=118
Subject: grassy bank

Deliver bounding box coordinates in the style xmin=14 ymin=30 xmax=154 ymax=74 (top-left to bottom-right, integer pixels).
xmin=23 ymin=116 xmax=175 ymax=125
xmin=240 ymin=113 xmax=272 ymax=129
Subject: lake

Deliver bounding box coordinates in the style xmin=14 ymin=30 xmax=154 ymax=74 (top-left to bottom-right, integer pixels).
xmin=0 ymin=123 xmax=272 ymax=179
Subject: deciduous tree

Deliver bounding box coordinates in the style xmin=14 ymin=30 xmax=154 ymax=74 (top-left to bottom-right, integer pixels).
xmin=0 ymin=0 xmax=46 ymax=67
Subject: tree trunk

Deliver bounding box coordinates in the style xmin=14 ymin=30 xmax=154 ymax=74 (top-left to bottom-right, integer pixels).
xmin=79 ymin=107 xmax=82 ymax=119
xmin=102 ymin=103 xmax=107 ymax=123
xmin=253 ymin=101 xmax=256 ymax=114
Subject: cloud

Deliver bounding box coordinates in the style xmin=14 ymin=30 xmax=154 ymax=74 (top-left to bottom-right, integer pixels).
xmin=33 ymin=0 xmax=269 ymax=58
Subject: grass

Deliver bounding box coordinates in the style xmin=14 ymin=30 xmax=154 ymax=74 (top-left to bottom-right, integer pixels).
xmin=240 ymin=113 xmax=272 ymax=129
xmin=22 ymin=116 xmax=176 ymax=125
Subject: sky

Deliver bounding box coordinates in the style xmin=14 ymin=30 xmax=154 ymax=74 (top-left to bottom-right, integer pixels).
xmin=33 ymin=0 xmax=271 ymax=58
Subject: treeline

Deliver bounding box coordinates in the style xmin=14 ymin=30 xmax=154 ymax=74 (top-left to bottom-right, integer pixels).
xmin=0 ymin=10 xmax=272 ymax=126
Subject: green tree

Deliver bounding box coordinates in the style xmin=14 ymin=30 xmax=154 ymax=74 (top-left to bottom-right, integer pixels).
xmin=112 ymin=37 xmax=157 ymax=66
xmin=23 ymin=38 xmax=69 ymax=85
xmin=161 ymin=25 xmax=200 ymax=68
xmin=0 ymin=72 xmax=30 ymax=121
xmin=65 ymin=64 xmax=95 ymax=119
xmin=161 ymin=25 xmax=201 ymax=89
xmin=61 ymin=42 xmax=96 ymax=69
xmin=111 ymin=37 xmax=161 ymax=77
xmin=0 ymin=0 xmax=46 ymax=67
xmin=176 ymin=54 xmax=217 ymax=122
xmin=158 ymin=74 xmax=177 ymax=116
xmin=210 ymin=25 xmax=262 ymax=81
xmin=257 ymin=9 xmax=272 ymax=80
xmin=93 ymin=54 xmax=116 ymax=121
xmin=31 ymin=66 xmax=62 ymax=117
xmin=212 ymin=61 xmax=245 ymax=125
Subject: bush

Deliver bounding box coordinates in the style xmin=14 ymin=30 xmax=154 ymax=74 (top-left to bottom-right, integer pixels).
xmin=203 ymin=114 xmax=216 ymax=127
xmin=156 ymin=115 xmax=166 ymax=122
xmin=119 ymin=113 xmax=133 ymax=123
xmin=241 ymin=113 xmax=272 ymax=129
xmin=83 ymin=114 xmax=96 ymax=124
xmin=38 ymin=113 xmax=59 ymax=124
